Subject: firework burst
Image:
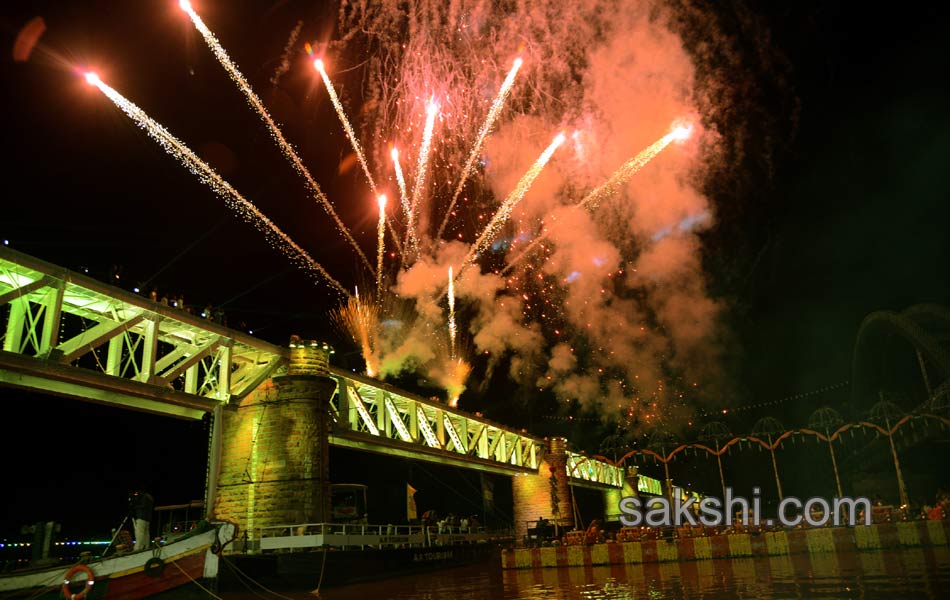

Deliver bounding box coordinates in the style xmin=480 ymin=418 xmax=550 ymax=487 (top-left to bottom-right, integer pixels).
xmin=331 ymin=287 xmax=381 ymax=378
xmin=180 ymin=1 xmax=374 ymax=274
xmin=436 ymin=56 xmax=524 ymax=240
xmin=86 ymin=0 xmax=728 ymax=423
xmin=503 ymin=124 xmax=690 ymax=274
xmin=441 ymin=357 xmax=472 ymax=408
xmin=459 ymin=131 xmax=566 ymax=276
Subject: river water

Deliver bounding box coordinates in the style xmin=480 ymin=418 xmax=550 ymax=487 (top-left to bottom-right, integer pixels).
xmin=213 ymin=546 xmax=949 ymax=599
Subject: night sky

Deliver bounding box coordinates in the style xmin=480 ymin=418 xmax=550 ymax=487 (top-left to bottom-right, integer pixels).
xmin=1 ymin=0 xmax=948 ymax=540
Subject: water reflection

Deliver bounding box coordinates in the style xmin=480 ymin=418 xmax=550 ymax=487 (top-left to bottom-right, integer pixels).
xmin=499 ymin=547 xmax=948 ymax=599
xmin=225 ymin=547 xmax=948 ymax=599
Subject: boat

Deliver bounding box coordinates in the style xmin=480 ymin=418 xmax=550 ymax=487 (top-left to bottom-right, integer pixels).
xmin=0 ymin=519 xmax=237 ymax=599
xmin=218 ymin=521 xmax=510 ymax=592
xmin=217 ymin=483 xmax=511 ymax=591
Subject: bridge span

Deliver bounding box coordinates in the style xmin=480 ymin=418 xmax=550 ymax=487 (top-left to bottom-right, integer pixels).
xmin=1 ymin=246 xmax=632 ymax=540
xmin=0 ymin=246 xmax=282 ymax=419
xmin=0 ymin=246 xmax=622 ymax=486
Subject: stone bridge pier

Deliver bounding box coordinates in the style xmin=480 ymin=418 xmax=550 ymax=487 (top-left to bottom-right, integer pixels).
xmin=511 ymin=437 xmax=575 ymax=541
xmin=212 ymin=340 xmax=335 ymax=549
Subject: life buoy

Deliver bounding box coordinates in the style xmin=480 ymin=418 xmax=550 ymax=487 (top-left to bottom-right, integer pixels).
xmin=61 ymin=564 xmax=95 ymax=600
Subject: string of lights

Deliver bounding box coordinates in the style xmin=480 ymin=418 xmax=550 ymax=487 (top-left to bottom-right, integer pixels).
xmin=603 ymin=412 xmax=950 ymax=465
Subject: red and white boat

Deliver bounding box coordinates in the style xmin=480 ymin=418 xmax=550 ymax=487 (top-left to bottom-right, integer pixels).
xmin=0 ymin=520 xmax=237 ymax=599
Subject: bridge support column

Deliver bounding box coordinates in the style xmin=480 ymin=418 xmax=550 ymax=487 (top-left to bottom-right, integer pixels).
xmin=213 ymin=340 xmax=336 ymax=549
xmin=604 ymin=466 xmax=640 ymax=523
xmin=512 ymin=437 xmax=574 ymax=542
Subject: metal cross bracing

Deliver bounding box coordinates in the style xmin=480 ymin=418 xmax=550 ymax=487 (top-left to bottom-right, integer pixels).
xmin=0 ymin=247 xmax=285 ymax=419
xmin=326 ymin=368 xmax=546 ymax=476
xmin=566 ymin=451 xmax=625 ymax=489
xmin=323 ymin=369 xmax=622 ymax=485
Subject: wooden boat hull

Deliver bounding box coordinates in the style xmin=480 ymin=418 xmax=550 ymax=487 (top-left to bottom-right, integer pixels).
xmin=0 ymin=522 xmax=236 ymax=599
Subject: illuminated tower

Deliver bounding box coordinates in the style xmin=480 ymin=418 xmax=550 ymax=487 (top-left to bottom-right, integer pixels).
xmin=213 ymin=339 xmax=336 ymax=549
xmin=511 ymin=437 xmax=575 ymax=541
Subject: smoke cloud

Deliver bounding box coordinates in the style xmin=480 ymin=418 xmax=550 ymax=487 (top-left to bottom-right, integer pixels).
xmin=326 ymin=0 xmax=789 ymax=433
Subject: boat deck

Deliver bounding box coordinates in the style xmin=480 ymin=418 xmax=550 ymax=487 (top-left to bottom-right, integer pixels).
xmin=219 ymin=524 xmax=511 ymax=592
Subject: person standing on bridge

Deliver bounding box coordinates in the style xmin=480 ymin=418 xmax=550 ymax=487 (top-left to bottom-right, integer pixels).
xmin=129 ymin=488 xmax=155 ymax=551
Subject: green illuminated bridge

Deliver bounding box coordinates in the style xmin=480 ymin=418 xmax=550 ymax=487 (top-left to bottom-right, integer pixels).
xmin=0 ymin=246 xmax=622 ymax=492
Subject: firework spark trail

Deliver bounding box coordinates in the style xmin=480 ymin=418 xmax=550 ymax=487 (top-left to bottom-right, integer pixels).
xmin=179 ymin=1 xmax=374 ymax=275
xmin=315 ymin=59 xmax=402 ymax=256
xmin=407 ymin=98 xmax=439 ymax=255
xmin=436 ymin=57 xmax=523 ymax=240
xmin=376 ymin=194 xmax=387 ymax=301
xmin=391 ymin=148 xmax=416 ymax=254
xmin=270 ymin=20 xmax=302 ymax=86
xmin=504 ymin=128 xmax=685 ymax=274
xmin=459 ymin=131 xmax=567 ymax=276
xmin=580 ymin=130 xmax=682 ymax=211
xmin=86 ymin=73 xmax=349 ymax=297
xmin=448 ymin=266 xmax=457 ymax=359
xmin=315 ymin=59 xmax=380 ymax=199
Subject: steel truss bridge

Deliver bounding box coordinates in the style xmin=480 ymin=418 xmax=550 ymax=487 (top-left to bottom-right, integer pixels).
xmin=0 ymin=247 xmax=621 ymax=487
xmin=326 ymin=367 xmax=622 ymax=486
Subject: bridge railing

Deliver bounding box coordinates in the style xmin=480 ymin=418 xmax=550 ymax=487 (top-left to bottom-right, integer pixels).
xmin=0 ymin=247 xmax=285 ymax=413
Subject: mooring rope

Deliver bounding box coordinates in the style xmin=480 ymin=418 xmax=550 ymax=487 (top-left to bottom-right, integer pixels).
xmin=221 ymin=555 xmax=298 ymax=600
xmin=169 ymin=558 xmax=225 ymax=600
xmin=311 ymin=547 xmax=329 ymax=597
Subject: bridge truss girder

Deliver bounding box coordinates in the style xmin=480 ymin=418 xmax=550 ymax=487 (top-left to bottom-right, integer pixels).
xmin=0 ymin=248 xmax=623 ymax=485
xmin=327 ymin=369 xmax=544 ymax=476
xmin=566 ymin=451 xmax=625 ymax=489
xmin=0 ymin=248 xmax=285 ymax=418
xmin=323 ymin=370 xmax=622 ymax=486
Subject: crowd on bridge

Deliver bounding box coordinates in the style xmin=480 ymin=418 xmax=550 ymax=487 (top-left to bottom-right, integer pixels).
xmin=81 ymin=261 xmax=242 ymax=330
